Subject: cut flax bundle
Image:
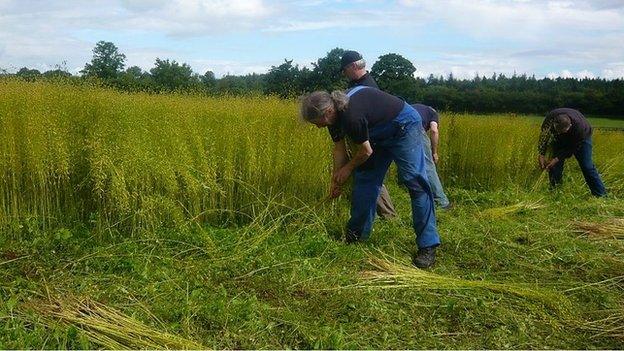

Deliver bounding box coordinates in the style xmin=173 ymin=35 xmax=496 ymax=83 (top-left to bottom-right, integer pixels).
xmin=27 ymin=297 xmax=204 ymax=349
xmin=361 ymin=254 xmax=565 ymax=310
xmin=479 ymin=200 xmax=544 ymax=218
xmin=575 ymin=218 xmax=624 ymax=240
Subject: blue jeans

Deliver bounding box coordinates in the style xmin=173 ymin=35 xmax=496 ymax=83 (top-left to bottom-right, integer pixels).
xmin=421 ymin=129 xmax=450 ymax=208
xmin=348 ymin=104 xmax=441 ymax=249
xmin=549 ymin=137 xmax=606 ymax=197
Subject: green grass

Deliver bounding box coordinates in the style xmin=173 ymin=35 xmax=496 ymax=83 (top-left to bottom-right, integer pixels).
xmin=2 ymin=185 xmax=624 ymax=349
xmin=1 ymin=80 xmax=624 ymax=348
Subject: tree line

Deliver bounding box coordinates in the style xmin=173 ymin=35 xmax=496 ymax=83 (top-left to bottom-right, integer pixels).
xmin=3 ymin=41 xmax=623 ymax=116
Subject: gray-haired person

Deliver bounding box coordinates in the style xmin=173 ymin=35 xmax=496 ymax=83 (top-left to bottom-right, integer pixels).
xmin=300 ymin=88 xmax=441 ymax=268
xmin=340 ymin=50 xmax=397 ymax=219
xmin=411 ymin=104 xmax=451 ymax=209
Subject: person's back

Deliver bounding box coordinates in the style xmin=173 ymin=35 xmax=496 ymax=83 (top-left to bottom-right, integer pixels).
xmin=348 ymin=72 xmax=378 ymax=89
xmin=340 ymin=50 xmax=397 ymax=219
xmin=538 ymin=108 xmax=605 ymax=197
xmin=328 ymin=87 xmax=404 ymax=143
xmin=411 ymin=103 xmax=439 ymax=132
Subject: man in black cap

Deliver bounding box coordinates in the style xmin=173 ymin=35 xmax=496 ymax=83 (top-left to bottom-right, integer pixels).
xmin=340 ymin=50 xmax=397 ymax=219
xmin=341 ymin=50 xmax=379 ymax=89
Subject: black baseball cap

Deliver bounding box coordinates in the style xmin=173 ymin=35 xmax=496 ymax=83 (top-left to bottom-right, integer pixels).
xmin=340 ymin=50 xmax=363 ymax=71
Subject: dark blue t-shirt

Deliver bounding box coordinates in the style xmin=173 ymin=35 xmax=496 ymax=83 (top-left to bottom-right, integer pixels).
xmin=328 ymin=88 xmax=404 ymax=144
xmin=411 ymin=103 xmax=439 ymax=131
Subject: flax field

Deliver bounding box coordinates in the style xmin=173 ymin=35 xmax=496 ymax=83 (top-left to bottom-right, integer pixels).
xmin=1 ymin=80 xmax=622 ymax=233
xmin=1 ymin=79 xmax=624 ymax=349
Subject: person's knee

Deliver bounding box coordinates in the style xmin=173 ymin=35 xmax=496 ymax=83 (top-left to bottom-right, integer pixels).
xmin=580 ymin=162 xmax=597 ymax=173
xmin=404 ymin=177 xmax=429 ymax=198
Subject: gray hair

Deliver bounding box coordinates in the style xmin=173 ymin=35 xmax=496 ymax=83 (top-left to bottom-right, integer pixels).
xmin=299 ymin=90 xmax=349 ymax=123
xmin=553 ymin=113 xmax=572 ymax=134
xmin=353 ymin=58 xmax=366 ymax=70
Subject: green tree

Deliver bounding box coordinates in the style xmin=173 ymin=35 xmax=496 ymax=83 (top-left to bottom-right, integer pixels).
xmin=371 ymin=53 xmax=417 ymax=100
xmin=117 ymin=66 xmax=154 ymax=92
xmin=201 ymin=70 xmax=216 ymax=89
xmin=264 ymin=59 xmax=305 ymax=98
xmin=81 ymin=41 xmax=126 ymax=80
xmin=125 ymin=66 xmax=144 ymax=79
xmin=308 ymin=48 xmax=347 ymax=91
xmin=42 ymin=69 xmax=72 ymax=79
xmin=16 ymin=67 xmax=41 ymax=81
xmin=149 ymin=58 xmax=197 ymax=91
xmin=216 ymin=74 xmax=264 ymax=95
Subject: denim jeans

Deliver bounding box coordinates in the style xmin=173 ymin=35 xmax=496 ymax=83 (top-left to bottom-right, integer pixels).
xmin=421 ymin=129 xmax=450 ymax=208
xmin=549 ymin=137 xmax=606 ymax=197
xmin=347 ymin=103 xmax=441 ymax=249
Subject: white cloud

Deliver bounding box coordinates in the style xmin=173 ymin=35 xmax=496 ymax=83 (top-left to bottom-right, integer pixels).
xmin=0 ymin=0 xmax=623 ymax=79
xmin=400 ymin=0 xmax=624 ymax=41
xmin=398 ymin=0 xmax=624 ymax=79
xmin=601 ymin=62 xmax=624 ymax=79
xmin=117 ymin=0 xmax=272 ymax=35
xmin=189 ymin=58 xmax=271 ymax=76
xmin=547 ymin=69 xmax=596 ymax=79
xmin=413 ymin=52 xmax=525 ymax=80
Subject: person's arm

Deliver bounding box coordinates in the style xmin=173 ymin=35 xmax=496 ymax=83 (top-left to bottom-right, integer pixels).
xmin=329 ymin=139 xmax=349 ymax=198
xmin=429 ymin=121 xmax=440 ymax=164
xmin=333 ymin=141 xmax=373 ymax=185
xmin=546 ymin=124 xmax=586 ymax=170
xmin=332 ymin=139 xmax=349 ymax=174
xmin=538 ymin=114 xmax=554 ymax=169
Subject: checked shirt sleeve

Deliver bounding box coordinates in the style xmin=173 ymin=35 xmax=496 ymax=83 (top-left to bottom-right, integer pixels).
xmin=537 ymin=115 xmax=554 ymax=156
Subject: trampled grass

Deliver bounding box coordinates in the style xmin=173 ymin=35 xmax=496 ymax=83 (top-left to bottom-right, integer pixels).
xmin=1 ymin=80 xmax=624 ymax=349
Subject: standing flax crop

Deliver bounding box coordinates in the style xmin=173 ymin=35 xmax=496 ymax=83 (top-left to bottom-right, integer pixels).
xmin=1 ymin=80 xmax=623 ymax=234
xmin=0 ymin=80 xmax=331 ymax=233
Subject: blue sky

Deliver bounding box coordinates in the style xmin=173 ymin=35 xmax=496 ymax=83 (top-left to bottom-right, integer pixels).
xmin=1 ymin=0 xmax=623 ymax=79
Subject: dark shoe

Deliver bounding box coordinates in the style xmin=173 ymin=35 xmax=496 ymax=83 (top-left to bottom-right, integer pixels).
xmin=413 ymin=246 xmax=436 ymax=268
xmin=378 ymin=212 xmax=397 ymax=220
xmin=440 ymin=202 xmax=453 ymax=210
xmin=345 ymin=229 xmax=360 ymax=244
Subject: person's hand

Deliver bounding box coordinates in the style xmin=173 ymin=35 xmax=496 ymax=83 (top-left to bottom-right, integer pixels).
xmin=333 ymin=165 xmax=352 ymax=185
xmin=432 ymin=152 xmax=439 ymax=164
xmin=329 ymin=181 xmax=342 ymax=199
xmin=538 ymin=155 xmax=546 ymax=169
xmin=545 ymin=157 xmax=559 ymax=170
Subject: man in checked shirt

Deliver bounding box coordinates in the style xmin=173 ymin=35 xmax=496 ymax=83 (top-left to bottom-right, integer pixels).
xmin=537 ymin=108 xmax=606 ymax=197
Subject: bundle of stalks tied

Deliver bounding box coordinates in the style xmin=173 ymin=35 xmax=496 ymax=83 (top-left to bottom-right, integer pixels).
xmin=26 ymin=297 xmax=204 ymax=349
xmin=479 ymin=200 xmax=544 ymax=218
xmin=360 ymin=253 xmax=566 ymax=311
